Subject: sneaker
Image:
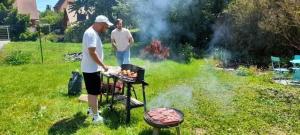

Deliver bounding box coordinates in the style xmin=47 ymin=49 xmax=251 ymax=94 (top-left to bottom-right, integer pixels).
xmin=87 ymin=108 xmax=93 ymax=117
xmin=92 ymin=114 xmax=104 ymax=124
xmin=87 ymin=108 xmax=102 ymax=117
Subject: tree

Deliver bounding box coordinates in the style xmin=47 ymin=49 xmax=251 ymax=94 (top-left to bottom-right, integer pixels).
xmin=211 ymin=0 xmax=299 ymax=67
xmin=0 ymin=0 xmax=30 ymax=41
xmin=69 ymin=0 xmax=117 ymax=21
xmin=40 ymin=10 xmax=63 ymax=25
xmin=259 ymin=0 xmax=300 ymax=50
xmin=46 ymin=5 xmax=51 ymax=11
xmin=64 ymin=0 xmax=118 ymax=42
xmin=112 ymin=0 xmax=136 ymax=27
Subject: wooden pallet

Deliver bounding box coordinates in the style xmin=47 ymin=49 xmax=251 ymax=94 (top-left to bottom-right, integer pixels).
xmin=78 ymin=94 xmax=88 ymax=102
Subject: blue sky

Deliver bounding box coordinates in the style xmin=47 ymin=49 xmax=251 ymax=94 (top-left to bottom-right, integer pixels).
xmin=36 ymin=0 xmax=59 ymax=11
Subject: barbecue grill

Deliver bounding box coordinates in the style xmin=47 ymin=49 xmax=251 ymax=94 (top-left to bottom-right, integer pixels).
xmin=103 ymin=64 xmax=148 ymax=123
xmin=144 ymin=108 xmax=184 ymax=128
xmin=116 ymin=64 xmax=145 ymax=83
xmin=144 ymin=108 xmax=184 ymax=135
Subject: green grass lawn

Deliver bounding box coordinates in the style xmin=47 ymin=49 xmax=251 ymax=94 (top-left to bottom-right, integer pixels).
xmin=0 ymin=42 xmax=299 ymax=135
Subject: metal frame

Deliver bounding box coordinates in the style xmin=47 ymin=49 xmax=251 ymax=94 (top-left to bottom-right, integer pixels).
xmin=99 ymin=71 xmax=148 ymax=124
xmin=0 ymin=25 xmax=10 ymax=41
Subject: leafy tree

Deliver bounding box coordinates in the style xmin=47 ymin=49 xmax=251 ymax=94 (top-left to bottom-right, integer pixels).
xmin=65 ymin=0 xmax=118 ymax=42
xmin=112 ymin=0 xmax=136 ymax=27
xmin=259 ymin=0 xmax=300 ymax=50
xmin=0 ymin=0 xmax=30 ymax=41
xmin=45 ymin=5 xmax=51 ymax=11
xmin=40 ymin=9 xmax=63 ymax=25
xmin=69 ymin=0 xmax=117 ymax=21
xmin=213 ymin=0 xmax=299 ymax=67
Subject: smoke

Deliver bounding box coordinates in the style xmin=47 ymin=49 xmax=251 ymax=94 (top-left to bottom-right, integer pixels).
xmin=148 ymin=85 xmax=193 ymax=110
xmin=134 ymin=0 xmax=236 ymax=113
xmin=193 ymin=62 xmax=236 ymax=114
xmin=133 ymin=0 xmax=193 ymax=39
xmin=208 ymin=23 xmax=230 ymax=51
xmin=207 ymin=17 xmax=233 ymax=67
xmin=204 ymin=18 xmax=236 ymax=111
xmin=147 ymin=62 xmax=236 ymax=114
xmin=212 ymin=48 xmax=232 ymax=66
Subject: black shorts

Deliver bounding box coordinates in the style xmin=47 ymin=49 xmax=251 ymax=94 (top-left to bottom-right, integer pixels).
xmin=82 ymin=72 xmax=102 ymax=95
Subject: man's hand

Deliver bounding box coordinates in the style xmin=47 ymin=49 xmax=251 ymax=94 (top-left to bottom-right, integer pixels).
xmin=112 ymin=44 xmax=117 ymax=50
xmin=111 ymin=39 xmax=117 ymax=51
xmin=103 ymin=65 xmax=108 ymax=72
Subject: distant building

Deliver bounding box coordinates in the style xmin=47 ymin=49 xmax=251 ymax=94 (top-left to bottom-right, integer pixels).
xmin=13 ymin=0 xmax=39 ymax=31
xmin=54 ymin=0 xmax=89 ymax=29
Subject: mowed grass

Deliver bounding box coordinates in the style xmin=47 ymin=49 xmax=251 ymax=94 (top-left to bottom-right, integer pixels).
xmin=0 ymin=42 xmax=299 ymax=135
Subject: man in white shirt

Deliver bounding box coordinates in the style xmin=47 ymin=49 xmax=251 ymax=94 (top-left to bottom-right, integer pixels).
xmin=81 ymin=15 xmax=113 ymax=124
xmin=111 ymin=19 xmax=134 ymax=65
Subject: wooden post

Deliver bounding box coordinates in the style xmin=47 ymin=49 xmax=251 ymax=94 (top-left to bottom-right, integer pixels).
xmin=38 ymin=25 xmax=44 ymax=64
xmin=48 ymin=25 xmax=51 ymax=33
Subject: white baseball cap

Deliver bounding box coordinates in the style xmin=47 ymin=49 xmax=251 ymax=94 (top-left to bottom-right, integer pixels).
xmin=95 ymin=15 xmax=113 ymax=26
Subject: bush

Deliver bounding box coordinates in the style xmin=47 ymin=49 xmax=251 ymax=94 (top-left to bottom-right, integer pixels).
xmin=44 ymin=33 xmax=64 ymax=42
xmin=215 ymin=0 xmax=300 ymax=67
xmin=64 ymin=22 xmax=91 ymax=43
xmin=130 ymin=29 xmax=141 ymax=42
xmin=64 ymin=25 xmax=82 ymax=43
xmin=174 ymin=43 xmax=194 ymax=64
xmin=142 ymin=40 xmax=170 ymax=60
xmin=5 ymin=51 xmax=31 ymax=65
xmin=236 ymin=66 xmax=254 ymax=76
xmin=19 ymin=31 xmax=38 ymax=41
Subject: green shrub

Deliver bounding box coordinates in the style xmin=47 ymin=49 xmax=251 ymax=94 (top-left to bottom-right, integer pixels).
xmin=130 ymin=29 xmax=141 ymax=42
xmin=64 ymin=22 xmax=89 ymax=43
xmin=19 ymin=31 xmax=38 ymax=41
xmin=44 ymin=33 xmax=63 ymax=42
xmin=5 ymin=51 xmax=31 ymax=65
xmin=174 ymin=43 xmax=194 ymax=64
xmin=236 ymin=66 xmax=254 ymax=76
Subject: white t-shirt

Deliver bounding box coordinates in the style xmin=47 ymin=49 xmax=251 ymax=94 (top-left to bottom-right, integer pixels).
xmin=111 ymin=28 xmax=133 ymax=51
xmin=81 ymin=27 xmax=104 ymax=73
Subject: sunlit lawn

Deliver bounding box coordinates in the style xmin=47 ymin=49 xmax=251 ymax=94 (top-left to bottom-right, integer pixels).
xmin=0 ymin=42 xmax=299 ymax=135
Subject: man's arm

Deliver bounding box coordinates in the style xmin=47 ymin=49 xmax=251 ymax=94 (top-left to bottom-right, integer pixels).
xmin=111 ymin=32 xmax=117 ymax=50
xmin=88 ymin=47 xmax=108 ymax=71
xmin=129 ymin=37 xmax=134 ymax=45
xmin=128 ymin=31 xmax=134 ymax=45
xmin=111 ymin=38 xmax=117 ymax=50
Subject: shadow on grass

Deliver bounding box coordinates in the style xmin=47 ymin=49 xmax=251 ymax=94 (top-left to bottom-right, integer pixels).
xmin=48 ymin=112 xmax=88 ymax=135
xmin=139 ymin=128 xmax=172 ymax=135
xmin=101 ymin=104 xmax=139 ymax=129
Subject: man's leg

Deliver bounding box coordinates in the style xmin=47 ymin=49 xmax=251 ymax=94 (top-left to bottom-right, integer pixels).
xmin=88 ymin=94 xmax=98 ymax=114
xmin=83 ymin=72 xmax=103 ymax=123
xmin=123 ymin=49 xmax=130 ymax=64
xmin=116 ymin=51 xmax=124 ymax=66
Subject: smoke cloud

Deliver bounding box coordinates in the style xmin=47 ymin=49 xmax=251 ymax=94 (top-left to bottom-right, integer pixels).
xmin=207 ymin=17 xmax=233 ymax=66
xmin=133 ymin=0 xmax=193 ymax=39
xmin=148 ymin=85 xmax=193 ymax=110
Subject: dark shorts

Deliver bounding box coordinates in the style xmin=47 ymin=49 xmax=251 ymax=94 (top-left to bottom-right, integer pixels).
xmin=82 ymin=72 xmax=102 ymax=95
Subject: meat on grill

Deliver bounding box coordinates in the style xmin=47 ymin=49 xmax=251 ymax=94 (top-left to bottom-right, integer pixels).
xmin=147 ymin=108 xmax=181 ymax=125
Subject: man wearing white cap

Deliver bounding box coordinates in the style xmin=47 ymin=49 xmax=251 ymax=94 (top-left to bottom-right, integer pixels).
xmin=81 ymin=15 xmax=113 ymax=123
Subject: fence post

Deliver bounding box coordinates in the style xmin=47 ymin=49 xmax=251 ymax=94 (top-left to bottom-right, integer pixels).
xmin=6 ymin=26 xmax=10 ymax=40
xmin=38 ymin=25 xmax=44 ymax=64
